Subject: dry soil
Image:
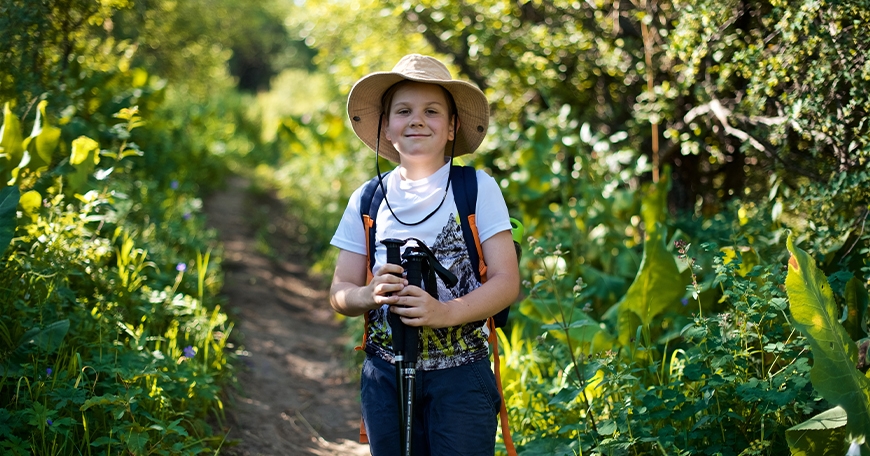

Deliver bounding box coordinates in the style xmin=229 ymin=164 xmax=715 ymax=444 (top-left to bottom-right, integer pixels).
xmin=205 ymin=176 xmax=369 ymax=456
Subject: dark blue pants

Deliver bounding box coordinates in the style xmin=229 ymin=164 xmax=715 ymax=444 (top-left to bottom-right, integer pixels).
xmin=361 ymin=354 xmax=501 ymax=456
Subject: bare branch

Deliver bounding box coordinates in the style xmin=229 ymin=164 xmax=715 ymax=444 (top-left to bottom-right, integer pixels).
xmin=684 ymin=98 xmax=821 ymax=180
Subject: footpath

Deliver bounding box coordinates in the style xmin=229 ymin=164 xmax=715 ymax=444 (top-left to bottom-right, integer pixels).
xmin=205 ymin=176 xmax=369 ymax=456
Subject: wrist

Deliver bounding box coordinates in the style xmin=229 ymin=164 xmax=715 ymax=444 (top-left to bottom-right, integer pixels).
xmin=439 ymin=299 xmax=459 ymax=328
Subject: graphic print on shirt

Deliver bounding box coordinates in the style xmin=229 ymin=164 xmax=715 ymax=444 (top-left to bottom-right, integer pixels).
xmin=365 ymin=213 xmax=491 ymax=371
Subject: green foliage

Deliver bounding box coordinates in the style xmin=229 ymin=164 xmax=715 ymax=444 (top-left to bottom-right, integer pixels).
xmin=501 ymin=236 xmax=818 ymax=454
xmin=0 ymin=0 xmax=131 ymax=108
xmin=0 ymin=96 xmax=234 ymax=454
xmin=0 ymin=1 xmax=257 ymax=445
xmin=0 ymin=0 xmax=320 ymax=453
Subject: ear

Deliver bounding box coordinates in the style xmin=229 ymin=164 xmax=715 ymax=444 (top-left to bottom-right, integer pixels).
xmin=382 ymin=114 xmax=392 ymax=142
xmin=449 ymin=115 xmax=460 ymax=141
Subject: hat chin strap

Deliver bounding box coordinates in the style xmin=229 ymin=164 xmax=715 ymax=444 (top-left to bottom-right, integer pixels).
xmin=375 ymin=113 xmax=457 ymax=227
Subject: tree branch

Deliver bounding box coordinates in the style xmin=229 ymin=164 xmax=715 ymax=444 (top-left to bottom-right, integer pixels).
xmin=684 ymin=98 xmax=821 ymax=181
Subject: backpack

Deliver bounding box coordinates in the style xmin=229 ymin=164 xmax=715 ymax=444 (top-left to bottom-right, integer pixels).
xmin=357 ymin=164 xmax=518 ymax=455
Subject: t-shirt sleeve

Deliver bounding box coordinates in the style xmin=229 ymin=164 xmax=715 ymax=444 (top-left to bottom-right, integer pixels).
xmin=474 ymin=170 xmax=512 ymax=243
xmin=330 ymin=185 xmax=367 ymax=255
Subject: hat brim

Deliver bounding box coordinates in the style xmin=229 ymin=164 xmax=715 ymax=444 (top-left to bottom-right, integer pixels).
xmin=347 ymin=72 xmax=489 ymax=163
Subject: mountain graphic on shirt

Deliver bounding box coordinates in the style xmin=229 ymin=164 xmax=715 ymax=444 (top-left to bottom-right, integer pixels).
xmin=432 ymin=212 xmax=481 ymax=300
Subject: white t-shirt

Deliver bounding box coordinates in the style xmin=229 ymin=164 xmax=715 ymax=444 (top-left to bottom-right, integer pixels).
xmin=331 ymin=163 xmax=511 ymax=370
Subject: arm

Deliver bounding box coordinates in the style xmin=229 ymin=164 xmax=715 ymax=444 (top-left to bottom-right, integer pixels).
xmin=391 ymin=230 xmax=520 ymax=328
xmin=329 ymin=249 xmax=407 ymax=317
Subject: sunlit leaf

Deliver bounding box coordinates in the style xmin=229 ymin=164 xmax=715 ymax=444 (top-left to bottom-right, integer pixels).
xmin=70 ymin=136 xmax=100 ymax=166
xmin=786 ymin=406 xmax=848 ymax=456
xmin=69 ymin=136 xmax=100 ymax=192
xmin=786 ymin=234 xmax=870 ymax=448
xmin=19 ymin=189 xmax=41 ymax=222
xmin=0 ymin=103 xmax=24 ymax=183
xmin=616 ymin=226 xmax=685 ymax=345
xmin=26 ymin=100 xmax=62 ymax=171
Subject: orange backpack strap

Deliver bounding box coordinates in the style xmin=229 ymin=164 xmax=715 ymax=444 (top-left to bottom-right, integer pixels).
xmin=359 ymin=417 xmax=369 ymax=443
xmin=355 ymin=213 xmax=376 ymax=352
xmin=468 ymin=214 xmax=488 ymax=282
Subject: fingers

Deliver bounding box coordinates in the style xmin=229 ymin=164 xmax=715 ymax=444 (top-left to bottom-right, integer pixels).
xmin=369 ymin=264 xmax=407 ymax=307
xmin=388 ymin=286 xmax=433 ymax=326
xmin=374 ymin=263 xmax=404 ymax=278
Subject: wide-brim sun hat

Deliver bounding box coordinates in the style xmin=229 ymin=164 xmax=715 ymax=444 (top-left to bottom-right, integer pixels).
xmin=347 ymin=54 xmax=490 ymax=163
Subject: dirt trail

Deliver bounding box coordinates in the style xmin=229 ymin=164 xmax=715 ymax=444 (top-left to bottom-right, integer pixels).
xmin=205 ymin=176 xmax=369 ymax=456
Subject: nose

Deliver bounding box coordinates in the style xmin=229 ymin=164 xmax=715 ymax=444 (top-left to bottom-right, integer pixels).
xmin=409 ymin=111 xmax=424 ymax=127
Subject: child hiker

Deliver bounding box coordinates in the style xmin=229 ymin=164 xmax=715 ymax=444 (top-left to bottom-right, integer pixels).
xmin=329 ymin=54 xmax=520 ymax=455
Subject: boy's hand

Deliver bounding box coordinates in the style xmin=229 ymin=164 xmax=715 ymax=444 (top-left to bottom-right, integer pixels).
xmin=368 ymin=263 xmax=407 ymax=308
xmin=389 ymin=286 xmax=451 ymax=328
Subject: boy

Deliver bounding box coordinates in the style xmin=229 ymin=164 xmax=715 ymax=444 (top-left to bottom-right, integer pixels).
xmin=329 ymin=54 xmax=519 ymax=455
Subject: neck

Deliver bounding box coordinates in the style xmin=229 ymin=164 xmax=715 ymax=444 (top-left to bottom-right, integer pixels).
xmin=398 ymin=156 xmax=448 ymax=180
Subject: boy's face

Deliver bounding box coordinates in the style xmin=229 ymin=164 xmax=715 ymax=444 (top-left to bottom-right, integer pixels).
xmin=383 ymin=82 xmax=456 ymax=165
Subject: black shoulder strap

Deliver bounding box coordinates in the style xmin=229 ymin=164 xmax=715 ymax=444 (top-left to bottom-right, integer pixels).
xmin=450 ymin=165 xmax=481 ymax=283
xmin=360 ymin=172 xmax=389 ymax=274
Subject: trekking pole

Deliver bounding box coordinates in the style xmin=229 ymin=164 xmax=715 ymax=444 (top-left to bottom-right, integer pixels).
xmin=400 ymin=250 xmax=427 ymax=456
xmin=381 ymin=238 xmax=407 ymax=452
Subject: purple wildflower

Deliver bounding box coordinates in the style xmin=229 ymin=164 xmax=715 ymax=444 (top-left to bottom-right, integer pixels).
xmin=183 ymin=346 xmax=196 ymax=358
xmin=46 ymin=368 xmax=52 ymax=376
xmin=183 ymin=212 xmax=192 ymax=220
xmin=176 ymin=263 xmax=187 ymax=272
xmin=681 ymin=298 xmax=689 ymax=306
xmin=47 ymin=419 xmax=53 ymax=426
xmin=170 ymin=180 xmax=179 ymax=190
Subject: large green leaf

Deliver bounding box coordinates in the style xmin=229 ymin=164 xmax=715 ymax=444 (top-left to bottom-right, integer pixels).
xmin=124 ymin=426 xmax=148 ymax=456
xmin=786 ymin=406 xmax=848 ymax=455
xmin=13 ymin=320 xmax=70 ymax=356
xmin=616 ymin=226 xmax=684 ymax=346
xmin=1 ymin=319 xmax=71 ymax=375
xmin=22 ymin=100 xmax=61 ymax=171
xmin=0 ymin=185 xmax=19 ymax=255
xmin=786 ymin=234 xmax=870 ymax=450
xmin=0 ymin=102 xmax=25 ymax=186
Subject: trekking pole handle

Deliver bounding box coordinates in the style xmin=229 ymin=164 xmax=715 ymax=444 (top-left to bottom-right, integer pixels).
xmin=381 ymin=238 xmax=406 ymax=276
xmin=404 ymin=250 xmax=426 ymax=289
xmin=402 ymin=251 xmax=426 ymax=365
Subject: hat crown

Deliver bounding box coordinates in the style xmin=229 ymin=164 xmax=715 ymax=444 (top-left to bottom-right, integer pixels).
xmin=392 ymin=54 xmax=452 ymax=81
